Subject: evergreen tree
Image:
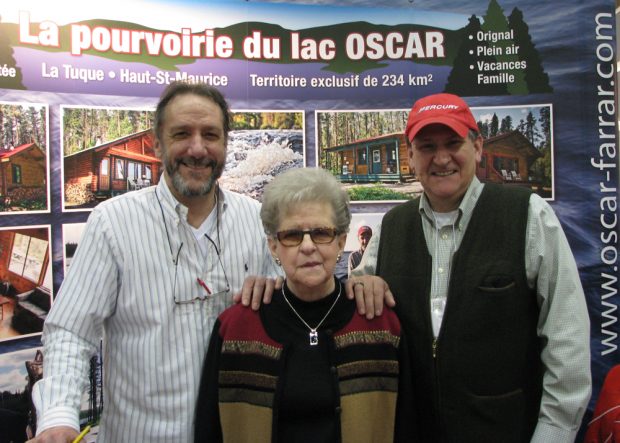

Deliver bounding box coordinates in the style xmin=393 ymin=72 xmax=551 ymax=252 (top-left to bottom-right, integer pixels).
xmin=490 ymin=113 xmax=499 ymax=137
xmin=499 ymin=115 xmax=513 ymax=134
xmin=509 ymin=8 xmax=552 ymax=93
xmin=2 ymin=105 xmax=16 ymax=147
xmin=320 ymin=113 xmax=329 ymax=152
xmin=481 ymin=0 xmax=527 ymax=94
xmin=538 ymin=106 xmax=552 ymax=150
xmin=523 ymin=111 xmax=541 ymax=145
xmin=40 ymin=107 xmax=47 ymax=148
xmin=28 ymin=107 xmax=43 ymax=147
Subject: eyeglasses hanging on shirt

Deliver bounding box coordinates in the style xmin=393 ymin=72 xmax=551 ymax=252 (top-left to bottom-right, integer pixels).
xmin=156 ymin=187 xmax=231 ymax=306
xmin=174 ymin=232 xmax=230 ymax=305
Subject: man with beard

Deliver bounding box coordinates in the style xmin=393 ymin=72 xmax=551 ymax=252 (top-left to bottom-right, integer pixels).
xmin=28 ymin=82 xmax=280 ymax=443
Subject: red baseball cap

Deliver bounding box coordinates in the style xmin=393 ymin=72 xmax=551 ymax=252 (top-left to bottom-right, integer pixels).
xmin=405 ymin=93 xmax=479 ymax=142
xmin=358 ymin=225 xmax=372 ymax=236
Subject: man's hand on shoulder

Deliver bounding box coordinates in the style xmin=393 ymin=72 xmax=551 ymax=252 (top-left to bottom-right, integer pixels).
xmin=346 ymin=275 xmax=395 ymax=319
xmin=26 ymin=426 xmax=78 ymax=443
xmin=232 ymin=275 xmax=283 ymax=310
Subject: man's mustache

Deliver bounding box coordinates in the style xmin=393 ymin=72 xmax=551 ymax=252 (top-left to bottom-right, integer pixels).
xmin=176 ymin=157 xmax=218 ymax=168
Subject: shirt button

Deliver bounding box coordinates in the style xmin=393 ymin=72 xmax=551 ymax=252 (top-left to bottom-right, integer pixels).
xmin=438 ymin=267 xmax=444 ymax=274
xmin=441 ymin=233 xmax=448 ymax=240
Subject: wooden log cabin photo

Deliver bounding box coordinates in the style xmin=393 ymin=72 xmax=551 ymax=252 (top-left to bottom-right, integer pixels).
xmin=0 ymin=143 xmax=48 ymax=211
xmin=318 ymin=104 xmax=552 ymax=202
xmin=476 ymin=130 xmax=546 ymax=192
xmin=324 ymin=132 xmax=414 ymax=183
xmin=63 ymin=129 xmax=161 ymax=209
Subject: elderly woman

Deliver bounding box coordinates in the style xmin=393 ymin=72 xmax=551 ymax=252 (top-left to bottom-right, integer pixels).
xmin=194 ymin=167 xmax=414 ymax=442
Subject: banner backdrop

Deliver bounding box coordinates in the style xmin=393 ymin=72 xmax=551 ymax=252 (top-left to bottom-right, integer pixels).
xmin=0 ymin=0 xmax=617 ymax=440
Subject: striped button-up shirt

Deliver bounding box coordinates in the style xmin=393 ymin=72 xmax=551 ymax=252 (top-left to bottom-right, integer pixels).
xmin=32 ymin=178 xmax=279 ymax=442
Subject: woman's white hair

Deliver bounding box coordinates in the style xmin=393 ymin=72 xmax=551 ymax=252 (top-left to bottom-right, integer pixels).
xmin=260 ymin=167 xmax=351 ymax=236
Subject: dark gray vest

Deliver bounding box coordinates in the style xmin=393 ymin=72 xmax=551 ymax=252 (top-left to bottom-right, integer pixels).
xmin=377 ymin=184 xmax=542 ymax=443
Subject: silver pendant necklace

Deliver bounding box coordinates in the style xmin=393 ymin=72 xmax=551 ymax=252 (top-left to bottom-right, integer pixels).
xmin=281 ymin=280 xmax=341 ymax=346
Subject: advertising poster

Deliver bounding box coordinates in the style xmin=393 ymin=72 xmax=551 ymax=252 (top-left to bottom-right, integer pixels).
xmin=0 ymin=0 xmax=616 ymax=440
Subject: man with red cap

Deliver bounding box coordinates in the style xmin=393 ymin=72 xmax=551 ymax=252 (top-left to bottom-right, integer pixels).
xmin=347 ymin=225 xmax=373 ymax=276
xmin=352 ymin=93 xmax=591 ymax=442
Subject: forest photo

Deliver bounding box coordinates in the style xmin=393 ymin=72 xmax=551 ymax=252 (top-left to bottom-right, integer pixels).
xmin=0 ymin=102 xmax=49 ymax=213
xmin=316 ymin=104 xmax=554 ymax=202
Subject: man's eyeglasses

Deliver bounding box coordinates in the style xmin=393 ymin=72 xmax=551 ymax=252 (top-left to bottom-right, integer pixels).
xmin=276 ymin=227 xmax=339 ymax=247
xmin=155 ymin=187 xmax=230 ymax=306
xmin=172 ymin=233 xmax=230 ymax=306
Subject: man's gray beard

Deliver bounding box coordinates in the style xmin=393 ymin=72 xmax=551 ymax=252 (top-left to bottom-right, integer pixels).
xmin=167 ymin=160 xmax=224 ymax=197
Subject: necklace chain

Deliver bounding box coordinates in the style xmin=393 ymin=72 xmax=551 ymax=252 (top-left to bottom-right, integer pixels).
xmin=281 ymin=280 xmax=341 ymax=346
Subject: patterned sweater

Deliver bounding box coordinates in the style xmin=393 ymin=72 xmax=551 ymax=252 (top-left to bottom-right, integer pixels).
xmin=195 ymin=280 xmax=415 ymax=442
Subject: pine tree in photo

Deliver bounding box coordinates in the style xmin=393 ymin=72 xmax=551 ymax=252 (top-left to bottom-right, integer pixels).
xmin=489 ymin=113 xmax=499 ymax=137
xmin=499 ymin=114 xmax=513 ymax=134
xmin=477 ymin=119 xmax=490 ymax=138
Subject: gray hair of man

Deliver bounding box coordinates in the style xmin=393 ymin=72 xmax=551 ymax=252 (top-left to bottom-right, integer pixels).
xmin=260 ymin=167 xmax=351 ymax=237
xmin=153 ymin=81 xmax=232 ymax=142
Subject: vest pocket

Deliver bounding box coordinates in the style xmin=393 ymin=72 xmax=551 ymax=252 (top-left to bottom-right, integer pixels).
xmin=477 ymin=274 xmax=516 ymax=292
